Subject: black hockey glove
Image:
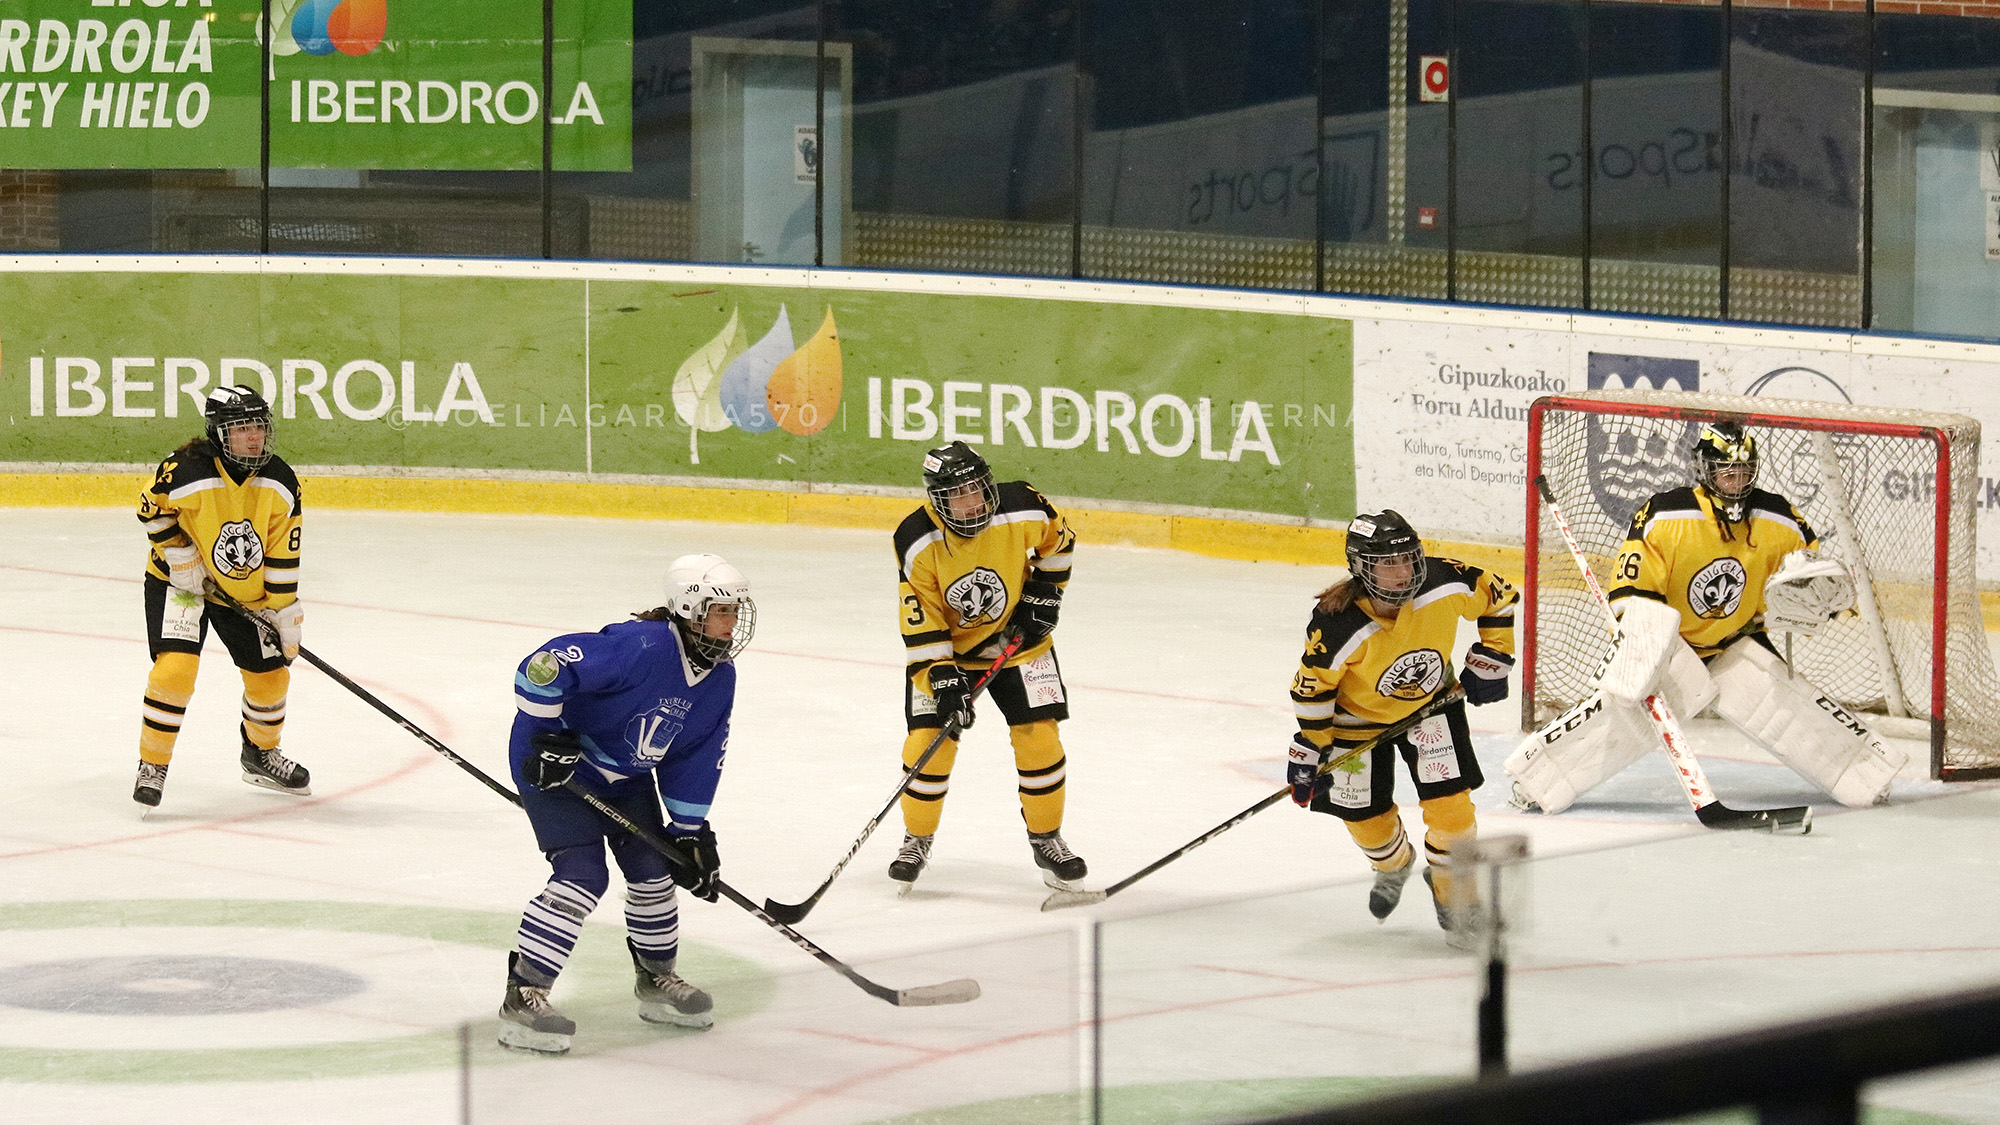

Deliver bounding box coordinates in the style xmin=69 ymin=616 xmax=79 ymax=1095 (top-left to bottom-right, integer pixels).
xmin=1287 ymin=734 xmax=1330 ymax=808
xmin=929 ymin=663 xmax=976 ymax=731
xmin=667 ymin=822 xmax=721 ymax=902
xmin=525 ymin=729 xmax=584 ymax=790
xmin=1460 ymin=643 xmax=1514 ymax=706
xmin=1008 ymin=579 xmax=1063 ymax=645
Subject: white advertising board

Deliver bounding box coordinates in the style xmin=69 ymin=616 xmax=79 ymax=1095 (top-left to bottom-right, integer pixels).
xmin=1351 ymin=310 xmax=2000 ymax=579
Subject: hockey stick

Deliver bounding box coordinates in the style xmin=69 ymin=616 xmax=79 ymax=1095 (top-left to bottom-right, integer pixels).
xmin=1041 ymin=682 xmax=1468 ymax=912
xmin=1534 ymin=475 xmax=1811 ymax=834
xmin=559 ymin=779 xmax=981 ymax=1008
xmin=763 ymin=631 xmax=1027 ymax=924
xmin=207 ymin=585 xmax=523 ymax=806
xmin=210 ymin=588 xmax=978 ymax=1007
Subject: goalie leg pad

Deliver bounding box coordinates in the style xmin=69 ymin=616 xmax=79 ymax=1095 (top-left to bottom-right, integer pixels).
xmin=1599 ymin=597 xmax=1685 ymax=705
xmin=1504 ymin=692 xmax=1658 ymax=814
xmin=1710 ymin=640 xmax=1908 ymax=808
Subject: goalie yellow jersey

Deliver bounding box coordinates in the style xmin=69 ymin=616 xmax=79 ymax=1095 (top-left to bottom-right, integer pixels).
xmin=895 ymin=480 xmax=1074 ymax=688
xmin=1291 ymin=558 xmax=1516 ymax=749
xmin=1607 ymin=485 xmax=1816 ymax=657
xmin=137 ymin=444 xmax=302 ymax=613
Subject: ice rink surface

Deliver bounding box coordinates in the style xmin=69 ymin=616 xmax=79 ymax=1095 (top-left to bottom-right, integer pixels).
xmin=1 ymin=505 xmax=1996 ymax=1124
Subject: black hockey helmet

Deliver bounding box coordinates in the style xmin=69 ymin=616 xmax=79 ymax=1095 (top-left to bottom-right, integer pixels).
xmin=1345 ymin=510 xmax=1426 ymax=608
xmin=205 ymin=384 xmax=275 ymax=472
xmin=1690 ymin=420 xmax=1757 ymax=522
xmin=922 ymin=440 xmax=998 ymax=537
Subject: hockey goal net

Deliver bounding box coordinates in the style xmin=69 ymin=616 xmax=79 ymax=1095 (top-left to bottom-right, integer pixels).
xmin=1524 ymin=389 xmax=2000 ymax=780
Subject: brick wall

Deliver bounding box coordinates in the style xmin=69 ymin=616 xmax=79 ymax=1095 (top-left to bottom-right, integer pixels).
xmin=0 ymin=171 xmax=59 ymax=252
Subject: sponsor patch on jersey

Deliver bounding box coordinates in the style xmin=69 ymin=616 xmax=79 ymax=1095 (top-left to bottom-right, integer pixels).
xmin=211 ymin=518 xmax=265 ymax=579
xmin=160 ymin=588 xmax=204 ymax=643
xmin=525 ymin=651 xmax=561 ymax=686
xmin=1020 ymin=651 xmax=1066 ymax=706
xmin=1686 ymin=558 xmax=1748 ymax=619
xmin=1409 ymin=715 xmax=1460 ymax=784
xmin=1326 ymin=752 xmax=1372 ymax=808
xmin=944 ymin=566 xmax=1010 ymax=626
xmin=1375 ymin=649 xmax=1446 ymax=701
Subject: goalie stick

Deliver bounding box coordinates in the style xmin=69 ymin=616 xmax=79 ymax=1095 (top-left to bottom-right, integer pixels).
xmin=1041 ymin=682 xmax=1468 ymax=912
xmin=762 ymin=631 xmax=1026 ymax=925
xmin=1535 ymin=475 xmax=1812 ymax=834
xmin=560 ymin=780 xmax=981 ymax=1008
xmin=213 ymin=589 xmax=980 ymax=1007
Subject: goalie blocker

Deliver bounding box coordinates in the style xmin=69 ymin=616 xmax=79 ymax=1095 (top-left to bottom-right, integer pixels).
xmin=1508 ymin=596 xmax=1904 ymax=812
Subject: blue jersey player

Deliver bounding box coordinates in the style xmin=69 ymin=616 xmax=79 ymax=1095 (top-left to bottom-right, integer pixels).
xmin=496 ymin=553 xmax=756 ymax=1055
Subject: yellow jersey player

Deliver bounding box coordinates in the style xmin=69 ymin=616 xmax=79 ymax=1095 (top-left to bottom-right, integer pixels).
xmin=1506 ymin=422 xmax=1906 ymax=813
xmin=889 ymin=441 xmax=1084 ymax=892
xmin=133 ymin=386 xmax=309 ymax=809
xmin=1288 ymin=510 xmax=1517 ymax=946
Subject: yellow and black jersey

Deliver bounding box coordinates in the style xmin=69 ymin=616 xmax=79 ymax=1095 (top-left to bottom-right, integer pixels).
xmin=1291 ymin=558 xmax=1516 ymax=748
xmin=1607 ymin=486 xmax=1815 ymax=657
xmin=137 ymin=445 xmax=302 ymax=612
xmin=895 ymin=480 xmax=1074 ymax=689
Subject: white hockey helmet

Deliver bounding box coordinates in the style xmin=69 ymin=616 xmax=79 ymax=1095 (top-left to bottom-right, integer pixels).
xmin=663 ymin=553 xmax=757 ymax=665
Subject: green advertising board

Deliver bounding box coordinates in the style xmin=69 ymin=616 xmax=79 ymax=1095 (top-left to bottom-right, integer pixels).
xmin=0 ymin=0 xmax=629 ymax=170
xmin=0 ymin=267 xmax=1354 ymax=521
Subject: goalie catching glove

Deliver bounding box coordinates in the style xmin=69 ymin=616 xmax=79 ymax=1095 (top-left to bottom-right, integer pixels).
xmin=1460 ymin=643 xmax=1513 ymax=706
xmin=1287 ymin=734 xmax=1330 ymax=807
xmin=525 ymin=729 xmax=584 ymax=790
xmin=667 ymin=823 xmax=721 ymax=902
xmin=1763 ymin=549 xmax=1855 ymax=635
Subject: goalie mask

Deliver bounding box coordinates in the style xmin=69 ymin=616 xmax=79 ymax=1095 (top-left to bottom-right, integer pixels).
xmin=1691 ymin=421 xmax=1758 ymax=522
xmin=1346 ymin=510 xmax=1426 ymax=609
xmin=663 ymin=553 xmax=757 ymax=666
xmin=922 ymin=441 xmax=998 ymax=538
xmin=205 ymin=385 xmax=275 ymax=472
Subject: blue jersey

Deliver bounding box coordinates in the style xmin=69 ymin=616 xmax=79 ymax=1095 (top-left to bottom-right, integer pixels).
xmin=510 ymin=618 xmax=735 ymax=832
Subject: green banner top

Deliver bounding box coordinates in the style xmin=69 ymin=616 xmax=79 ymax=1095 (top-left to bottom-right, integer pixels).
xmin=0 ymin=0 xmax=629 ymax=171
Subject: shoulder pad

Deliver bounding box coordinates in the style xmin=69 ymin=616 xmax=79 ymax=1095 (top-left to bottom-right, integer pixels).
xmin=892 ymin=507 xmax=945 ymax=569
xmin=1303 ymin=604 xmax=1372 ymax=667
xmin=994 ymin=480 xmax=1056 ymax=517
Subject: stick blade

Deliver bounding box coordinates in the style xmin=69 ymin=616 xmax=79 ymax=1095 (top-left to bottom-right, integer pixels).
xmin=761 ymin=898 xmax=811 ymax=926
xmin=1696 ymin=802 xmax=1815 ymax=834
xmin=893 ymin=978 xmax=982 ymax=1006
xmin=1040 ymin=888 xmax=1109 ymax=912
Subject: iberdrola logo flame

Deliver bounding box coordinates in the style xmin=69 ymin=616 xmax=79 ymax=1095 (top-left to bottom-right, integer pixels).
xmin=268 ymin=0 xmax=388 ymax=57
xmin=672 ymin=306 xmax=842 ymax=464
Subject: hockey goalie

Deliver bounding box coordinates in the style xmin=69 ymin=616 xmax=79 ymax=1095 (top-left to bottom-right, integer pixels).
xmin=1506 ymin=422 xmax=1908 ymax=814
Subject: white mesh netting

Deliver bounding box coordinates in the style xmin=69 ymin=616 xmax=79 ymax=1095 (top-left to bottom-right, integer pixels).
xmin=1528 ymin=389 xmax=2000 ymax=777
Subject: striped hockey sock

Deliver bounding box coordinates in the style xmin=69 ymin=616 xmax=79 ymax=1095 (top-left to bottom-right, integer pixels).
xmin=514 ymin=880 xmax=601 ymax=982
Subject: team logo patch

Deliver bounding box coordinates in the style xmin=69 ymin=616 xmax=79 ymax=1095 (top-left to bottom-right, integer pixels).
xmin=210 ymin=519 xmax=265 ymax=580
xmin=1687 ymin=558 xmax=1748 ymax=619
xmin=524 ymin=652 xmax=561 ymax=686
xmin=1375 ymin=650 xmax=1446 ymax=701
xmin=944 ymin=566 xmax=1010 ymax=627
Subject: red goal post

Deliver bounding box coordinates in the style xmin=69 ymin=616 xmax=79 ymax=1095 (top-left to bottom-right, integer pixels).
xmin=1524 ymin=389 xmax=2000 ymax=781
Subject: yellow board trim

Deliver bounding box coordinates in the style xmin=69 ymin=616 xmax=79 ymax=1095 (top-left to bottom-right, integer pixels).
xmin=16 ymin=470 xmax=1999 ymax=622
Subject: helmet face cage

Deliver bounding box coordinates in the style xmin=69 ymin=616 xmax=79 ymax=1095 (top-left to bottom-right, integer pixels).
xmin=1691 ymin=422 xmax=1758 ymax=515
xmin=1346 ymin=511 xmax=1427 ymax=608
xmin=664 ymin=554 xmax=756 ymax=665
xmin=206 ymin=387 xmax=275 ymax=471
xmin=922 ymin=442 xmax=998 ymax=537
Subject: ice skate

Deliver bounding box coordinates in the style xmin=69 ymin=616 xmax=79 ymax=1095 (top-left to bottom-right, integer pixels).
xmin=1422 ymin=866 xmax=1485 ymax=953
xmin=1368 ymin=858 xmax=1414 ymax=920
xmin=497 ymin=952 xmax=575 ymax=1055
xmin=888 ymin=833 xmax=932 ymax=895
xmin=630 ymin=941 xmax=713 ymax=1029
xmin=1028 ymin=829 xmax=1087 ymax=891
xmin=240 ymin=726 xmax=310 ymax=796
xmin=133 ymin=761 xmax=168 ymax=809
